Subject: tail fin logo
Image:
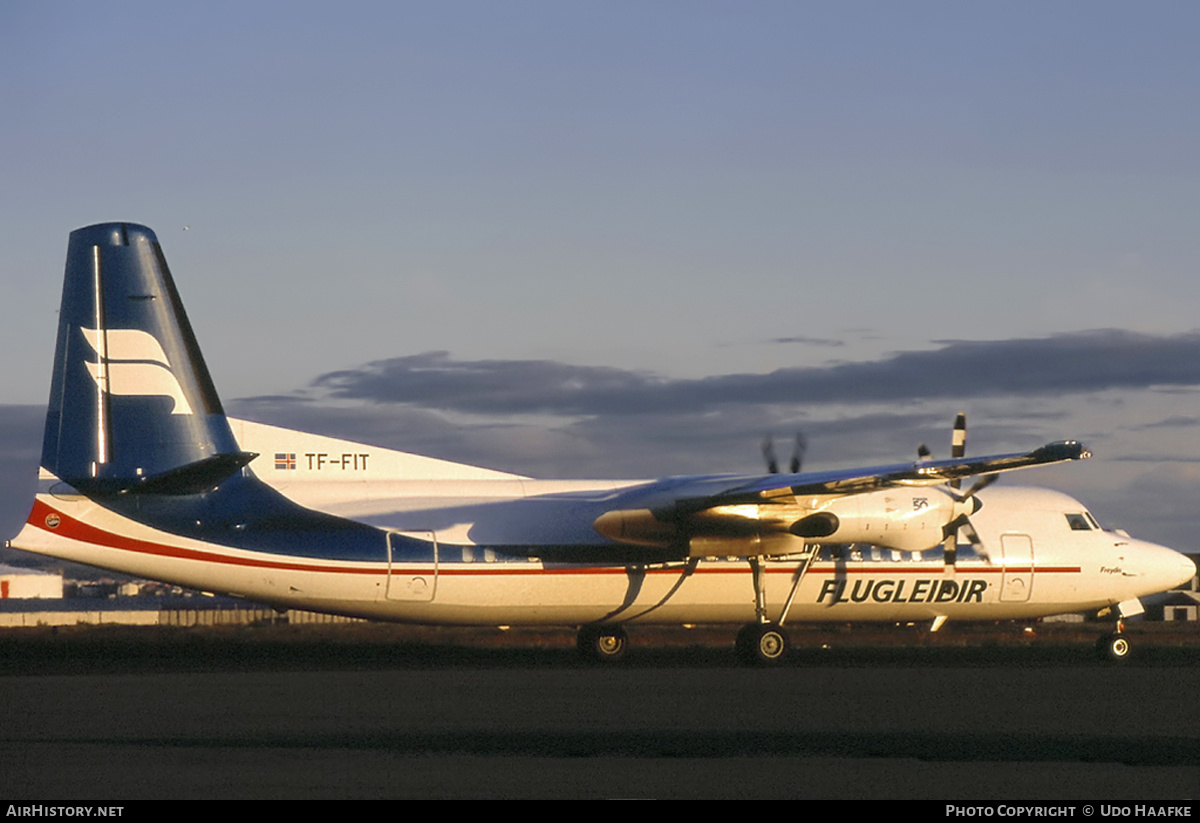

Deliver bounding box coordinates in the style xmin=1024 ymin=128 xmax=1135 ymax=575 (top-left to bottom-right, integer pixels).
xmin=80 ymin=327 xmax=194 ymax=415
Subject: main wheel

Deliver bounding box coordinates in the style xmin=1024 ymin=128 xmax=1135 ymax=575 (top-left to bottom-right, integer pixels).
xmin=577 ymin=624 xmax=629 ymax=662
xmin=1096 ymin=632 xmax=1132 ymax=663
xmin=735 ymin=622 xmax=790 ymax=665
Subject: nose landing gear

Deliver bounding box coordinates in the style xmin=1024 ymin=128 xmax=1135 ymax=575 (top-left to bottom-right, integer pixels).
xmin=1096 ymin=631 xmax=1132 ymax=663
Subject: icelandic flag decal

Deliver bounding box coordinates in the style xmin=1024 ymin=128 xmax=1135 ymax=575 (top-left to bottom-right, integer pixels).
xmin=275 ymin=453 xmax=296 ymax=470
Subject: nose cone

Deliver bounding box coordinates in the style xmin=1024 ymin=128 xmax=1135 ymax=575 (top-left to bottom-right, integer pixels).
xmin=1140 ymin=541 xmax=1197 ymax=594
xmin=1172 ymin=551 xmax=1197 ymax=589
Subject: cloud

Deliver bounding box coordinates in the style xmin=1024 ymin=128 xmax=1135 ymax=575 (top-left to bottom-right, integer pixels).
xmin=305 ymin=330 xmax=1200 ymax=417
xmin=230 ymin=328 xmax=1200 ymax=481
xmin=311 ymin=351 xmax=662 ymax=415
xmin=1133 ymin=415 xmax=1200 ymax=430
xmin=770 ymin=336 xmax=846 ymax=347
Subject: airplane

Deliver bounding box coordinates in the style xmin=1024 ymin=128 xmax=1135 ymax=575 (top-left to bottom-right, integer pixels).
xmin=6 ymin=222 xmax=1195 ymax=664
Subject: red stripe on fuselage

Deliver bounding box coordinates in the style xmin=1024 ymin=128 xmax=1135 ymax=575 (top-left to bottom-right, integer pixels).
xmin=27 ymin=498 xmax=385 ymax=575
xmin=24 ymin=499 xmax=1081 ymax=578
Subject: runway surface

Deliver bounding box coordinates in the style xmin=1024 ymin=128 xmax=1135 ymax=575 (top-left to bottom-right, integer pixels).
xmin=1 ymin=624 xmax=1198 ymax=799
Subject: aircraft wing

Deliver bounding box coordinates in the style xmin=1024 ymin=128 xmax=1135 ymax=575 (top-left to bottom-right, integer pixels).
xmin=713 ymin=439 xmax=1091 ymax=502
xmin=590 ymin=440 xmax=1090 ymax=553
xmin=608 ymin=439 xmax=1089 ymax=512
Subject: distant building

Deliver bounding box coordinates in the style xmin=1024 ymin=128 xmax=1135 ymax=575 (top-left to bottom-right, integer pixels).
xmin=0 ymin=594 xmax=362 ymax=628
xmin=0 ymin=564 xmax=63 ymax=599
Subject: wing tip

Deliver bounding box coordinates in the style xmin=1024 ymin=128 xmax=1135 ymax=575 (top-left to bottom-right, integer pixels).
xmin=1031 ymin=440 xmax=1091 ymax=463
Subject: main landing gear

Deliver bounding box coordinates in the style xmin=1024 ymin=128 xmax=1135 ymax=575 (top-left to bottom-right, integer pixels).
xmin=735 ymin=622 xmax=790 ymax=665
xmin=575 ymin=552 xmax=813 ymax=665
xmin=732 ymin=552 xmax=810 ymax=665
xmin=577 ymin=624 xmax=629 ymax=663
xmin=576 ymin=621 xmax=790 ymax=664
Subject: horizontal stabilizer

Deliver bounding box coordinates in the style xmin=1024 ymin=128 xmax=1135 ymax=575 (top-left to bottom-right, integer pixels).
xmin=131 ymin=451 xmax=258 ymax=495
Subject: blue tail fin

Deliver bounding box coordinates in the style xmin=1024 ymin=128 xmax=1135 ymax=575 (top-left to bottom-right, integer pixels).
xmin=43 ymin=223 xmax=254 ymax=494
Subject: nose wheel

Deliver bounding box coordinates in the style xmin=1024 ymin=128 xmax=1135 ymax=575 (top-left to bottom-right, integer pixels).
xmin=1095 ymin=632 xmax=1132 ymax=663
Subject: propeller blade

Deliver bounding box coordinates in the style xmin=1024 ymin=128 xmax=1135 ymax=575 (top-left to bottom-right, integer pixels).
xmin=941 ymin=513 xmax=971 ymax=542
xmin=762 ymin=436 xmax=779 ymax=474
xmin=943 ymin=530 xmax=959 ymax=567
xmin=961 ymin=472 xmax=998 ymax=502
xmin=944 ymin=412 xmax=969 ymax=566
xmin=949 ymin=412 xmax=966 ymax=490
xmin=961 ymin=517 xmax=990 ymax=562
xmin=789 ymin=432 xmax=807 ymax=474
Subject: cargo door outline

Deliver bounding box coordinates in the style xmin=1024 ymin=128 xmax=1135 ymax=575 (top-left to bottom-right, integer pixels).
xmin=386 ymin=530 xmax=438 ymax=601
xmin=999 ymin=533 xmax=1034 ymax=603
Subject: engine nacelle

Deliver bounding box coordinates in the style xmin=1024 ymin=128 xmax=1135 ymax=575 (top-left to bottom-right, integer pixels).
xmin=593 ymin=487 xmax=978 ymax=557
xmin=791 ymin=488 xmax=973 ymax=552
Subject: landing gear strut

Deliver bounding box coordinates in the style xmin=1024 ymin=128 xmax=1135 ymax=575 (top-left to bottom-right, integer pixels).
xmin=577 ymin=624 xmax=629 ymax=663
xmin=735 ymin=555 xmax=791 ymax=665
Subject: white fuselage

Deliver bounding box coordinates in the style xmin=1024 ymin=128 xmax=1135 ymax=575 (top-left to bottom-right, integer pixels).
xmin=12 ymin=437 xmax=1193 ymax=628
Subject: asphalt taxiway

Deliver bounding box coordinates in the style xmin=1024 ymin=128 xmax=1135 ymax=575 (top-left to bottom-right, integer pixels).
xmin=1 ymin=624 xmax=1198 ymax=799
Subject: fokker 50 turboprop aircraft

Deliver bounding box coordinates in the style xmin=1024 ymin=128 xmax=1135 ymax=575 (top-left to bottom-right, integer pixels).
xmin=8 ymin=223 xmax=1195 ymax=663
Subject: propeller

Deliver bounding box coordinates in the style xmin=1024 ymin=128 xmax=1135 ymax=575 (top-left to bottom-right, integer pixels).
xmin=940 ymin=412 xmax=995 ymax=567
xmin=763 ymin=432 xmax=806 ymax=474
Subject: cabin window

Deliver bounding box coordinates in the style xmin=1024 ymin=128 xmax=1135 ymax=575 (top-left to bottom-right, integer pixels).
xmin=1065 ymin=513 xmax=1092 ymax=531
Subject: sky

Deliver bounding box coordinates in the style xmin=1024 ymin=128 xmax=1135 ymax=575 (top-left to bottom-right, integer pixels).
xmin=2 ymin=1 xmax=1200 ymax=558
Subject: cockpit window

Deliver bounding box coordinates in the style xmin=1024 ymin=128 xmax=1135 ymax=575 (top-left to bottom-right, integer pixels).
xmin=1085 ymin=512 xmax=1101 ymax=530
xmin=1065 ymin=513 xmax=1092 ymax=531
